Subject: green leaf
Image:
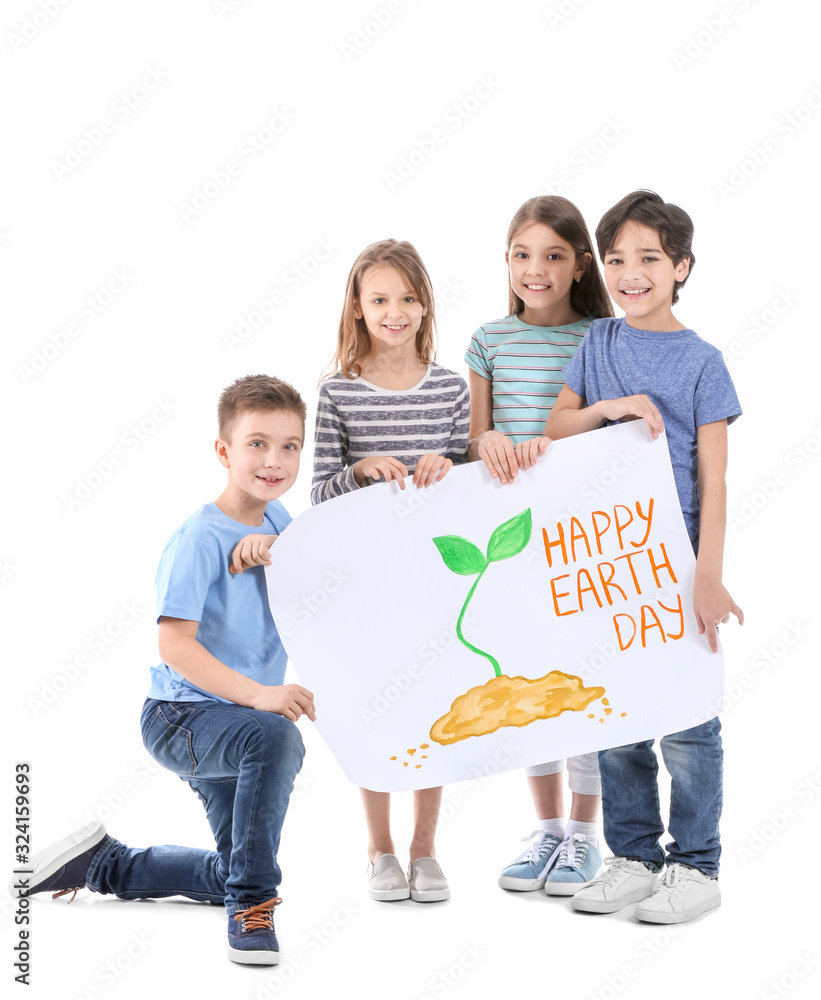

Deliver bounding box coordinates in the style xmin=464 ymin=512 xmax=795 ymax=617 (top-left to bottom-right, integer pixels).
xmin=486 ymin=508 xmax=532 ymax=563
xmin=432 ymin=535 xmax=487 ymax=576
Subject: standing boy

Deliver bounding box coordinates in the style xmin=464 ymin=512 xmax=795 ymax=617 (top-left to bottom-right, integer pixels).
xmin=545 ymin=190 xmax=743 ymax=923
xmin=10 ymin=375 xmax=315 ymax=963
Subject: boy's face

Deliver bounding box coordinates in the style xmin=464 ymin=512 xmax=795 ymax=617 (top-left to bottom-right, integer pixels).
xmin=603 ymin=221 xmax=690 ymax=330
xmin=216 ymin=409 xmax=303 ymax=508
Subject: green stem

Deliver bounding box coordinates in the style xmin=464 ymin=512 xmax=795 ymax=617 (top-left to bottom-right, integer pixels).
xmin=456 ymin=568 xmax=501 ymax=678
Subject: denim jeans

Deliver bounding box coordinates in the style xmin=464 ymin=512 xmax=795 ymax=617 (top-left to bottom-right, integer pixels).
xmin=85 ymin=698 xmax=305 ymax=916
xmin=597 ymin=717 xmax=723 ymax=876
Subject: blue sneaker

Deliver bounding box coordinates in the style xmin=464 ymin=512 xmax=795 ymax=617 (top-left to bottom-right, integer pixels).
xmin=498 ymin=830 xmax=563 ymax=891
xmin=545 ymin=834 xmax=603 ymax=896
xmin=8 ymin=820 xmax=108 ymax=901
xmin=227 ymin=897 xmax=282 ymax=965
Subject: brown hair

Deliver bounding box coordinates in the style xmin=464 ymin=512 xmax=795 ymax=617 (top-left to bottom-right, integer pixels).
xmin=217 ymin=374 xmax=306 ymax=441
xmin=506 ymin=196 xmax=612 ymax=320
xmin=325 ymin=239 xmax=437 ymax=381
xmin=595 ymin=190 xmax=695 ymax=304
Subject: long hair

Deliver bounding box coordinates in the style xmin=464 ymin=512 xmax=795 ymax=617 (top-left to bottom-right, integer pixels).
xmin=324 ymin=239 xmax=437 ymax=381
xmin=506 ymin=196 xmax=612 ymax=320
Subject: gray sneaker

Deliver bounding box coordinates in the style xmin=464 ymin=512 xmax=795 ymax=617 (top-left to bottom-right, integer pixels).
xmin=367 ymin=854 xmax=409 ymax=901
xmin=407 ymin=857 xmax=449 ymax=902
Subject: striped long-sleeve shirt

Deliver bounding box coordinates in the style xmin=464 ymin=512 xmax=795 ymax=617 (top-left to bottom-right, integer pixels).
xmin=311 ymin=363 xmax=470 ymax=505
xmin=464 ymin=314 xmax=592 ymax=443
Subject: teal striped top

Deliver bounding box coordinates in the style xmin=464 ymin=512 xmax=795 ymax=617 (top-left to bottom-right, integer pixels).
xmin=464 ymin=314 xmax=592 ymax=443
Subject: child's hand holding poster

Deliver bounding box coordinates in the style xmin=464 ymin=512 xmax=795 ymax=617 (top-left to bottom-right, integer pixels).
xmin=267 ymin=422 xmax=723 ymax=792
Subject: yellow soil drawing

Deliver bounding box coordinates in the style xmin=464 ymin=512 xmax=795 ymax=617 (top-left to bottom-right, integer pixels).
xmin=429 ymin=671 xmax=606 ymax=746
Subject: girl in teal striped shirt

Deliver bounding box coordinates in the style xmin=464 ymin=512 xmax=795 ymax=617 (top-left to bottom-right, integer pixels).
xmin=465 ymin=196 xmax=613 ymax=896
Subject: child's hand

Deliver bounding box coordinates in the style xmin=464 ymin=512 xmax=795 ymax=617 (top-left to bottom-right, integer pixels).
xmin=476 ymin=430 xmax=518 ymax=484
xmin=229 ymin=534 xmax=278 ymax=575
xmin=253 ymin=683 xmax=316 ymax=722
xmin=693 ymin=576 xmax=744 ymax=653
xmin=597 ymin=395 xmax=664 ymax=439
xmin=515 ymin=436 xmax=552 ymax=470
xmin=413 ymin=453 xmax=453 ymax=488
xmin=353 ymin=456 xmax=409 ymax=489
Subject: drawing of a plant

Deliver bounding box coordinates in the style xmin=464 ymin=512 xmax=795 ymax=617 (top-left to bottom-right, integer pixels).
xmin=432 ymin=508 xmax=532 ymax=678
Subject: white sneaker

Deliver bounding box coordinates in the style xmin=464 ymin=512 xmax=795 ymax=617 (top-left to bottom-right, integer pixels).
xmin=634 ymin=863 xmax=720 ymax=924
xmin=366 ymin=854 xmax=409 ymax=901
xmin=571 ymin=857 xmax=660 ymax=913
xmin=407 ymin=857 xmax=450 ymax=902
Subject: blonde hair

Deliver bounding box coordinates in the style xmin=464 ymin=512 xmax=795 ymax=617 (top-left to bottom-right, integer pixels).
xmin=324 ymin=239 xmax=437 ymax=381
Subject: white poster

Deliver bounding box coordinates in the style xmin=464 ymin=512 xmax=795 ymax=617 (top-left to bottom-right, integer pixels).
xmin=268 ymin=421 xmax=722 ymax=792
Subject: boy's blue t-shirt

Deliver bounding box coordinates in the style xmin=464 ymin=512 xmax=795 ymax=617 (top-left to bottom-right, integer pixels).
xmin=147 ymin=501 xmax=292 ymax=703
xmin=562 ymin=317 xmax=741 ymax=546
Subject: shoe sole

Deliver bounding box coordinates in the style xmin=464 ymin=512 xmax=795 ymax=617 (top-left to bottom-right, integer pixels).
xmin=635 ymin=891 xmax=721 ymax=924
xmin=8 ymin=820 xmax=107 ymax=898
xmin=571 ymin=885 xmax=657 ymax=913
xmin=369 ymin=887 xmax=410 ymax=901
xmin=410 ymin=888 xmax=450 ymax=902
xmin=227 ymin=946 xmax=280 ymax=965
xmin=545 ymin=879 xmax=593 ymax=897
xmin=498 ymin=875 xmax=547 ymax=891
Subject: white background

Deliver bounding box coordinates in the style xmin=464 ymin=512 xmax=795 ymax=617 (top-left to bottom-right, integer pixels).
xmin=2 ymin=1 xmax=819 ymax=998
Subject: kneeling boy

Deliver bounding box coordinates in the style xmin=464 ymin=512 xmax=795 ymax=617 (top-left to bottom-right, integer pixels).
xmin=11 ymin=375 xmax=315 ymax=964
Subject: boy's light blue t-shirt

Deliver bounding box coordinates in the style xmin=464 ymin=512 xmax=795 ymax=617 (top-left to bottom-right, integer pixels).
xmin=562 ymin=317 xmax=741 ymax=547
xmin=147 ymin=501 xmax=292 ymax=703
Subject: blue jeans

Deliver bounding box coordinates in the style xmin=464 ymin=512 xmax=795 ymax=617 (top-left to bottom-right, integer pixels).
xmin=85 ymin=699 xmax=305 ymax=916
xmin=597 ymin=717 xmax=723 ymax=876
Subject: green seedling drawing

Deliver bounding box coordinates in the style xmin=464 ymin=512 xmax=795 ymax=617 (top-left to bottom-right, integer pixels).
xmin=432 ymin=508 xmax=532 ymax=678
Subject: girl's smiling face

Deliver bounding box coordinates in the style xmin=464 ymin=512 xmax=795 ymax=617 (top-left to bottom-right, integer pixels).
xmin=354 ymin=265 xmax=426 ymax=353
xmin=506 ymin=222 xmax=588 ymax=326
